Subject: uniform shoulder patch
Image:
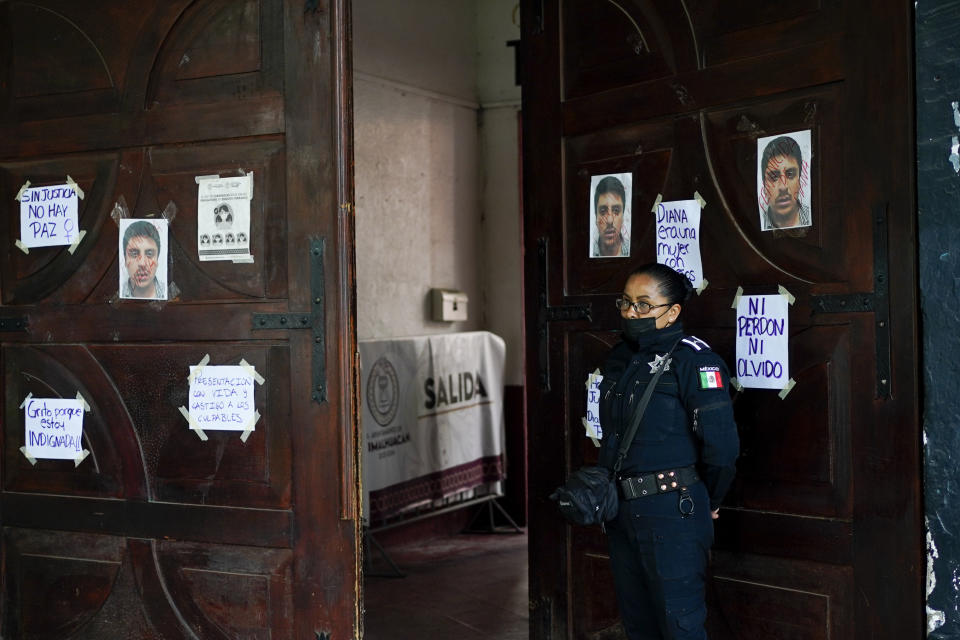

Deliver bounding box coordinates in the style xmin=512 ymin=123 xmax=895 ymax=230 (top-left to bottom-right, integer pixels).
xmin=698 ymin=365 xmax=724 ymax=389
xmin=681 ymin=336 xmax=711 ymax=352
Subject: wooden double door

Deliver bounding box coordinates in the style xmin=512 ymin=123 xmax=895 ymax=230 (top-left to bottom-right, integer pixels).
xmin=521 ymin=1 xmax=922 ymax=639
xmin=0 ymin=1 xmax=359 ymax=638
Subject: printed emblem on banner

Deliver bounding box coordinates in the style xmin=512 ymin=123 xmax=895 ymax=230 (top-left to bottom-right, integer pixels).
xmin=367 ymin=357 xmax=400 ymax=426
xmin=698 ymin=366 xmax=723 ymax=389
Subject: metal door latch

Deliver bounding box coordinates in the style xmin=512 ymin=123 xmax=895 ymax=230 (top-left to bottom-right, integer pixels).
xmin=252 ymin=238 xmax=326 ymax=403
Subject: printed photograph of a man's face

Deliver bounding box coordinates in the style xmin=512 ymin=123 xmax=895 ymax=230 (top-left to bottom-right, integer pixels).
xmin=756 ymin=130 xmax=813 ymax=231
xmin=119 ymin=219 xmax=168 ymax=301
xmin=589 ymin=173 xmax=632 ymax=258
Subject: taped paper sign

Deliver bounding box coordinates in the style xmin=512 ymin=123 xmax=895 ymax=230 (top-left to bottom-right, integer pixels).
xmin=197 ymin=173 xmax=253 ymax=262
xmin=187 ymin=365 xmax=257 ymax=432
xmin=23 ymin=397 xmax=85 ymax=460
xmin=655 ymin=199 xmax=702 ymax=289
xmin=589 ymin=173 xmax=632 ymax=258
xmin=735 ymin=294 xmax=789 ymax=390
xmin=119 ymin=219 xmax=169 ymax=301
xmin=19 ymin=183 xmax=80 ymax=248
xmin=585 ymin=369 xmax=603 ymax=439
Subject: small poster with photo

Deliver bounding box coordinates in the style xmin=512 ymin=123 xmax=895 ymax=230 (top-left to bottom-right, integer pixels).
xmin=119 ymin=218 xmax=168 ymax=301
xmin=589 ymin=173 xmax=632 ymax=258
xmin=756 ymin=130 xmax=813 ymax=231
xmin=197 ymin=174 xmax=253 ymax=262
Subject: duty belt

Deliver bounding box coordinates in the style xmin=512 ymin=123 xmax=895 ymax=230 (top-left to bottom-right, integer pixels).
xmin=618 ymin=465 xmax=700 ymax=500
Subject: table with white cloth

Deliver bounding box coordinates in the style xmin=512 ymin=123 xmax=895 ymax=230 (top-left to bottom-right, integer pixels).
xmin=359 ymin=331 xmax=506 ymax=524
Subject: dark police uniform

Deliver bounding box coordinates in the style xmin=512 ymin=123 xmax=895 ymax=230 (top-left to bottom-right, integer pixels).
xmin=597 ymin=323 xmax=739 ymax=640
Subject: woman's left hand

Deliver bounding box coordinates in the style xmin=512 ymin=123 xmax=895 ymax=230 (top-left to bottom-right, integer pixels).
xmin=711 ymin=509 xmax=720 ymax=520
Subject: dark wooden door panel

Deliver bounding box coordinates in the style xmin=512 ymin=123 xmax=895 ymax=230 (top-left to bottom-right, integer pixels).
xmin=4 ymin=343 xmax=292 ymax=508
xmin=5 ymin=528 xmax=294 ymax=639
xmin=0 ymin=1 xmax=357 ymax=637
xmin=522 ymin=1 xmax=920 ymax=638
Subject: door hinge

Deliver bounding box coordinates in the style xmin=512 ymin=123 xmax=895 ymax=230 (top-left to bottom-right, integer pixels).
xmin=0 ymin=316 xmax=28 ymax=332
xmin=252 ymin=237 xmax=326 ymax=404
xmin=537 ymin=237 xmax=591 ymax=392
xmin=810 ymin=204 xmax=890 ymax=399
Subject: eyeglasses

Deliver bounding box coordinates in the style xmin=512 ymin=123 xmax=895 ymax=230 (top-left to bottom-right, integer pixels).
xmin=615 ymin=298 xmax=672 ymax=314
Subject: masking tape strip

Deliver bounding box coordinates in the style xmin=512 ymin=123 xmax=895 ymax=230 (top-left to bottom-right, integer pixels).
xmin=693 ymin=190 xmax=707 ymax=209
xmin=195 ymin=174 xmax=220 ymax=184
xmin=110 ymin=195 xmax=130 ymax=225
xmin=232 ymin=256 xmax=255 ymax=264
xmin=240 ymin=409 xmax=261 ymax=443
xmin=65 ymin=175 xmax=85 ymax=200
xmin=76 ymin=392 xmax=90 ymax=412
xmin=15 ymin=239 xmax=29 ymax=254
xmin=19 ymin=447 xmax=37 ymax=466
xmin=178 ymin=405 xmax=208 ymax=441
xmin=778 ymin=284 xmax=796 ymax=305
xmin=731 ymin=286 xmax=743 ymax=310
xmin=778 ymin=378 xmax=797 ymax=400
xmin=188 ymin=354 xmax=211 ymax=383
xmin=74 ymin=450 xmax=90 ymax=467
xmin=239 ymin=359 xmax=266 ymax=385
xmin=14 ymin=180 xmax=31 ymax=202
xmin=247 ymin=171 xmax=254 ymax=198
xmin=729 ymin=377 xmax=744 ymax=392
xmin=19 ymin=393 xmax=33 ymax=409
xmin=650 ymin=193 xmax=663 ymax=213
xmin=161 ymin=200 xmax=178 ymax=223
xmin=696 ymin=278 xmax=709 ymax=295
xmin=67 ymin=229 xmax=87 ymax=255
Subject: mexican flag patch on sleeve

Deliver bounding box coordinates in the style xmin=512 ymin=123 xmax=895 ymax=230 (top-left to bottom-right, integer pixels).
xmin=698 ymin=366 xmax=723 ymax=389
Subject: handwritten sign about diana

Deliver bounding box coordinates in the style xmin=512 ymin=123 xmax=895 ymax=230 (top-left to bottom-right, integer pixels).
xmin=735 ymin=294 xmax=789 ymax=389
xmin=19 ymin=184 xmax=80 ymax=248
xmin=188 ymin=365 xmax=256 ymax=431
xmin=23 ymin=397 xmax=85 ymax=460
xmin=655 ymin=199 xmax=702 ymax=289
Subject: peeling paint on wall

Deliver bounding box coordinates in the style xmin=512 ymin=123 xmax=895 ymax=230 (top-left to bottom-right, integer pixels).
xmin=928 ymin=519 xmax=946 ymax=633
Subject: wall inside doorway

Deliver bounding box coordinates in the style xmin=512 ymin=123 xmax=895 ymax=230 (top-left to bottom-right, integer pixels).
xmin=352 ymin=0 xmax=526 ymax=523
xmin=352 ymin=0 xmax=523 ymax=390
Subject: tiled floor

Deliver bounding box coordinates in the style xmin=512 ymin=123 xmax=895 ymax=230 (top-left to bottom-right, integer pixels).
xmin=363 ymin=531 xmax=529 ymax=639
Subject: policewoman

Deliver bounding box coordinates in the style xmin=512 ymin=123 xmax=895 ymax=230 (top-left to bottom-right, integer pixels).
xmin=597 ymin=263 xmax=739 ymax=640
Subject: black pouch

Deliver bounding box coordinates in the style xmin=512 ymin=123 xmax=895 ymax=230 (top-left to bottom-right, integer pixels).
xmin=549 ymin=466 xmax=619 ymax=526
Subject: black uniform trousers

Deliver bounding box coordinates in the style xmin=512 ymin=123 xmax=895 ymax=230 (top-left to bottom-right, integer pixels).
xmin=606 ymin=481 xmax=713 ymax=640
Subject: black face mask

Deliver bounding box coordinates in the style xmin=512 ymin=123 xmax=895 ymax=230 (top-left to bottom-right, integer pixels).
xmin=620 ymin=316 xmax=658 ymax=342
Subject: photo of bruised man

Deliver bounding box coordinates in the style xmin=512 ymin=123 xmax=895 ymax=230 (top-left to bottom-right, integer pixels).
xmin=756 ymin=131 xmax=812 ymax=231
xmin=590 ymin=173 xmax=632 ymax=258
xmin=119 ymin=219 xmax=168 ymax=300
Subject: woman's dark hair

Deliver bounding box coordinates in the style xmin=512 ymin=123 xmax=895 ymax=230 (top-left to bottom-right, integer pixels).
xmin=626 ymin=263 xmax=693 ymax=305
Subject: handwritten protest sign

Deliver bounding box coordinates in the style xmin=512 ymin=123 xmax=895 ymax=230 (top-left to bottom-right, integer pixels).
xmin=585 ymin=370 xmax=603 ymax=439
xmin=23 ymin=397 xmax=85 ymax=460
xmin=19 ymin=184 xmax=80 ymax=248
xmin=188 ymin=365 xmax=256 ymax=431
xmin=655 ymin=199 xmax=702 ymax=289
xmin=735 ymin=294 xmax=789 ymax=389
